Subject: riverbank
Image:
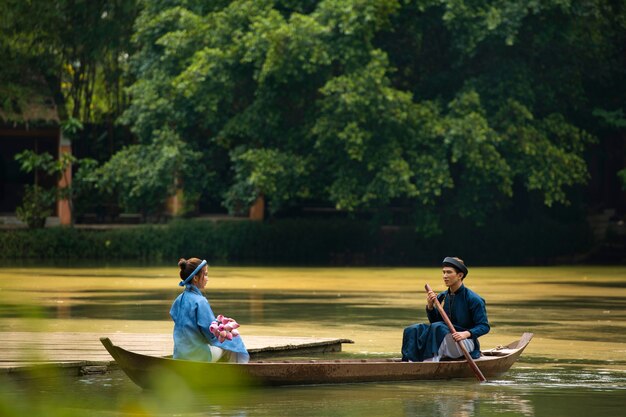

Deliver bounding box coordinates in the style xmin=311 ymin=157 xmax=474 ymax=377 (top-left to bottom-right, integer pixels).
xmin=0 ymin=216 xmax=603 ymax=265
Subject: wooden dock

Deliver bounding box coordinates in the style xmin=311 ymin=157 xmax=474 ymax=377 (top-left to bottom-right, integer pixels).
xmin=0 ymin=332 xmax=353 ymax=376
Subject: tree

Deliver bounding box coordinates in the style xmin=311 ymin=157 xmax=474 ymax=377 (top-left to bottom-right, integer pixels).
xmin=118 ymin=0 xmax=624 ymax=231
xmin=14 ymin=148 xmax=93 ymax=228
xmin=0 ymin=0 xmax=139 ymax=122
xmin=594 ymin=108 xmax=626 ymax=191
xmin=93 ymin=127 xmax=208 ymax=217
xmin=13 ymin=151 xmax=58 ymax=229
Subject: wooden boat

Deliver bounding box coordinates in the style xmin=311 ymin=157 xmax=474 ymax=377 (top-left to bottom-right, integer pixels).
xmin=100 ymin=332 xmax=533 ymax=388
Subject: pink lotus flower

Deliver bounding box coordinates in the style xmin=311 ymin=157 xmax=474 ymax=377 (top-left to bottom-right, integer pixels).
xmin=210 ymin=314 xmax=241 ymax=342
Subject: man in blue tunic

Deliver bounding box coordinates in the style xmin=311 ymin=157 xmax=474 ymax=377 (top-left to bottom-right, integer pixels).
xmin=401 ymin=257 xmax=489 ymax=362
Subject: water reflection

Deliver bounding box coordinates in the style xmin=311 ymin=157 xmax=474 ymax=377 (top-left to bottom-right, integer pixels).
xmin=249 ymin=292 xmax=264 ymax=322
xmin=2 ymin=358 xmax=626 ymax=416
xmin=0 ymin=289 xmax=417 ymax=324
xmin=9 ymin=367 xmax=626 ymax=417
xmin=98 ymin=374 xmax=540 ymax=417
xmin=402 ymin=392 xmax=534 ymax=417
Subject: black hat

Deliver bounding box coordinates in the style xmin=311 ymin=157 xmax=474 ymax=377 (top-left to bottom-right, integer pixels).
xmin=442 ymin=257 xmax=468 ymax=278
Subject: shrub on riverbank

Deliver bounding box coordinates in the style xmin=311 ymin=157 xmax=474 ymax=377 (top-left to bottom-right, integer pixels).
xmin=0 ymin=216 xmax=593 ymax=265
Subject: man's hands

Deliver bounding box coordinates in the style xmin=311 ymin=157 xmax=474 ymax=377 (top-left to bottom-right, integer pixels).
xmin=452 ymin=331 xmax=471 ymax=341
xmin=425 ymin=286 xmax=472 ymax=341
xmin=426 ymin=290 xmax=437 ymax=310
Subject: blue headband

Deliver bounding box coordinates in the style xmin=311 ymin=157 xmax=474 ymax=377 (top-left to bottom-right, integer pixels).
xmin=179 ymin=259 xmax=207 ymax=286
xmin=442 ymin=257 xmax=468 ymax=277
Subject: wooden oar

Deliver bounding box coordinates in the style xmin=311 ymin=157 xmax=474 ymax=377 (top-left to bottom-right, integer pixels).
xmin=425 ymin=283 xmax=487 ymax=382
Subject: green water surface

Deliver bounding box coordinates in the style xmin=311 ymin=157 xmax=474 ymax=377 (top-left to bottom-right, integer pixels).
xmin=1 ymin=266 xmax=625 ymax=416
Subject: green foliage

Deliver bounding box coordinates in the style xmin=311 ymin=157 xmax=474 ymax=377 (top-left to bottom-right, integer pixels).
xmin=71 ymin=158 xmax=104 ymax=218
xmin=0 ymin=0 xmax=139 ymax=122
xmin=0 ymin=216 xmax=592 ymax=265
xmin=619 ymin=169 xmax=626 ymax=191
xmin=593 ymin=108 xmax=626 ymax=129
xmin=14 ymin=185 xmax=56 ymax=229
xmin=112 ymin=0 xmax=624 ymax=232
xmin=14 ymin=151 xmax=56 ymax=181
xmin=14 ymin=150 xmax=66 ymax=228
xmin=314 ymin=49 xmax=448 ymax=212
xmin=5 ymin=1 xmax=622 ymax=231
xmin=225 ymin=148 xmax=311 ymax=214
xmin=14 ymin=148 xmax=98 ymax=227
xmin=60 ymin=117 xmax=84 ymax=140
xmin=592 ymin=107 xmax=626 ymax=190
xmin=94 ymin=127 xmax=207 ymax=215
xmin=491 ymin=101 xmax=593 ymax=208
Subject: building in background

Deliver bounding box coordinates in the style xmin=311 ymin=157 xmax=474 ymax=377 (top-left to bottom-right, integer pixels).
xmin=0 ymin=92 xmax=72 ymax=226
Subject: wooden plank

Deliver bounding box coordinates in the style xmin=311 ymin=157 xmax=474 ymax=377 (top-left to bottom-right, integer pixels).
xmin=0 ymin=332 xmax=353 ymax=373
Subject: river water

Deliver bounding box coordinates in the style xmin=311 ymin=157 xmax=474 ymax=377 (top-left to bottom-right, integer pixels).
xmin=1 ymin=266 xmax=625 ymax=416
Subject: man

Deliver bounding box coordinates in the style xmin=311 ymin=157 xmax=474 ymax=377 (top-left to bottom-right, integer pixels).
xmin=401 ymin=257 xmax=489 ymax=362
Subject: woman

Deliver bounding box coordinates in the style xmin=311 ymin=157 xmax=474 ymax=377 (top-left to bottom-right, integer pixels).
xmin=170 ymin=257 xmax=249 ymax=363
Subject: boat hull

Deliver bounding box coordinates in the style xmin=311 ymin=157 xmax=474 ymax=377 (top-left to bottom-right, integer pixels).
xmin=101 ymin=333 xmax=533 ymax=388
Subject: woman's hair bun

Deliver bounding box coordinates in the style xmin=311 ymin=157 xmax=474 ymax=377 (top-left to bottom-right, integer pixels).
xmin=178 ymin=258 xmax=187 ymax=270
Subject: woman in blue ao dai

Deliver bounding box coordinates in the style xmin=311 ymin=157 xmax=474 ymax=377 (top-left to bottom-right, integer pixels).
xmin=170 ymin=257 xmax=249 ymax=363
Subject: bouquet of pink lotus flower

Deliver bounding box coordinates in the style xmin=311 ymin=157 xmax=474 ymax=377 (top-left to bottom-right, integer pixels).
xmin=209 ymin=314 xmax=241 ymax=343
